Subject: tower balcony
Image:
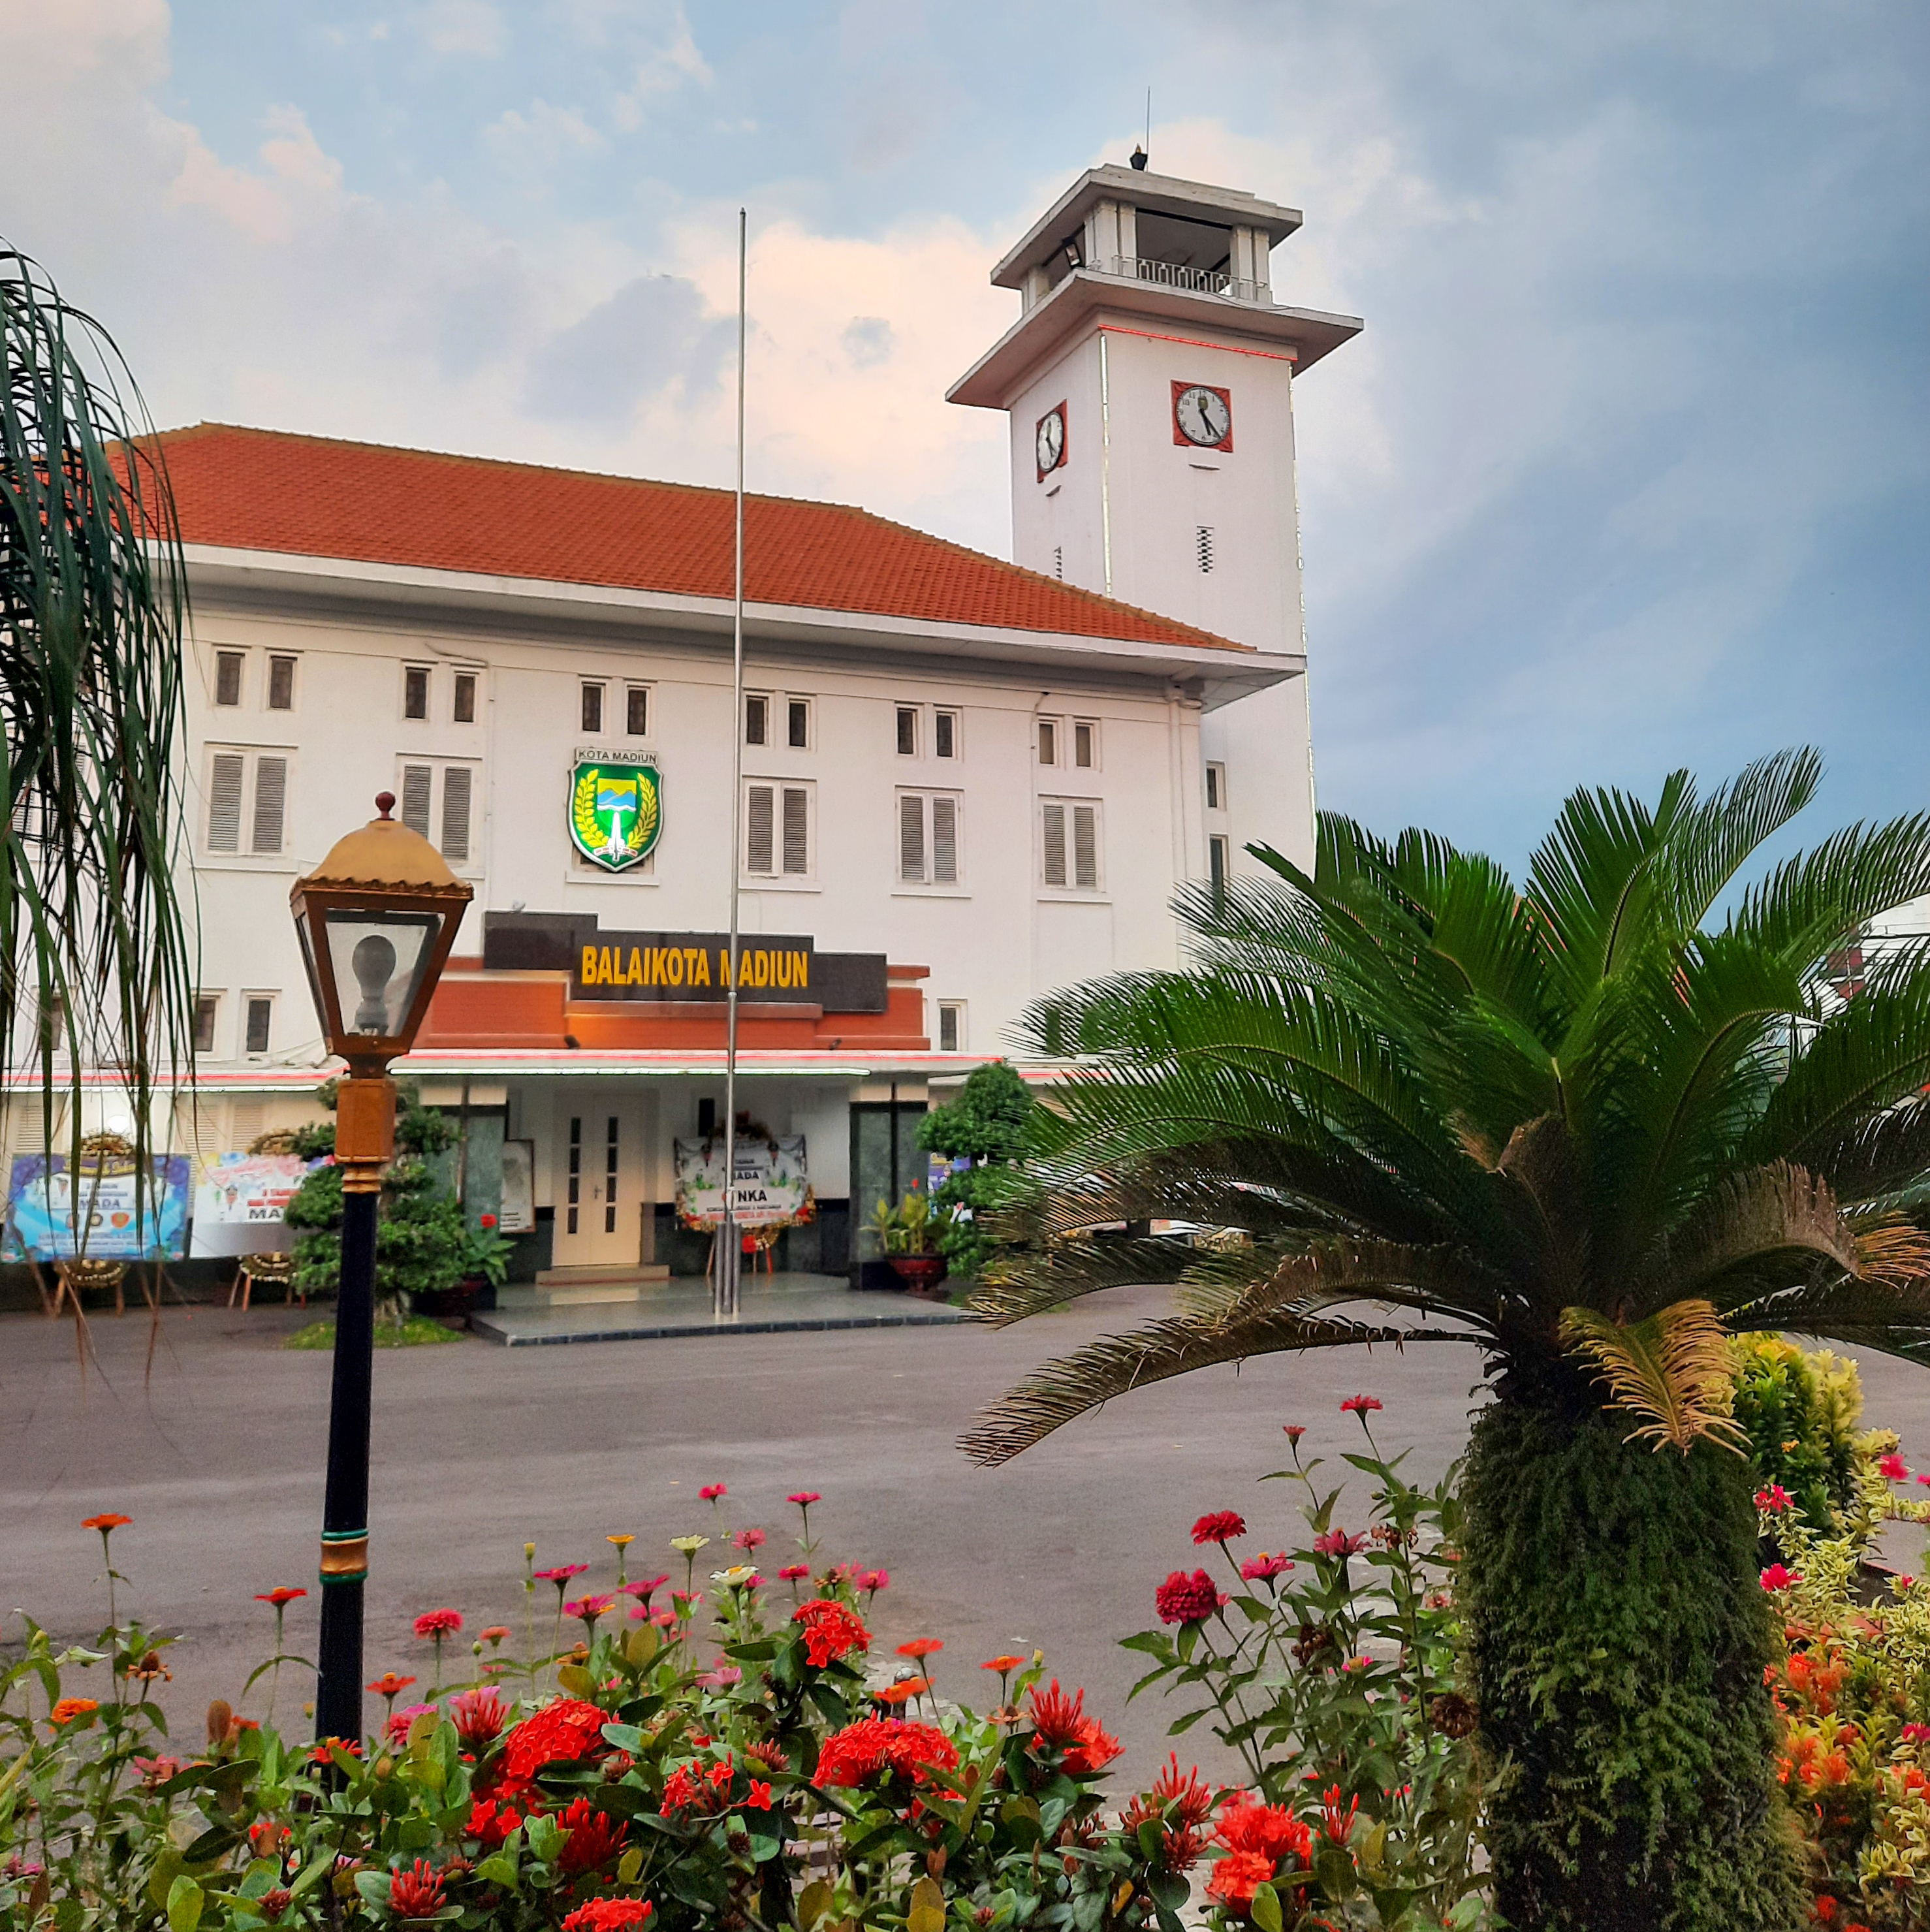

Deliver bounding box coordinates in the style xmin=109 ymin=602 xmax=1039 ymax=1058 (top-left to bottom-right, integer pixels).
xmin=1099 ymin=255 xmax=1271 ymax=306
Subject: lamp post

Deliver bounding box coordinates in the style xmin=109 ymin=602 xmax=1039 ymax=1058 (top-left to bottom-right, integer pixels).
xmin=290 ymin=793 xmax=472 ymax=1746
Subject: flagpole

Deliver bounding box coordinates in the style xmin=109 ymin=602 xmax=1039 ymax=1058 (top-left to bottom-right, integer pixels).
xmin=718 ymin=206 xmax=747 ymax=1322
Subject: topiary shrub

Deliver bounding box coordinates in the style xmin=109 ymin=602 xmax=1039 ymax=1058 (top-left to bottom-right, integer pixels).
xmin=916 ymin=1060 xmax=1034 ymax=1280
xmin=1459 ymin=1399 xmax=1806 ymax=1932
xmin=1730 ymin=1335 xmax=1863 ymax=1535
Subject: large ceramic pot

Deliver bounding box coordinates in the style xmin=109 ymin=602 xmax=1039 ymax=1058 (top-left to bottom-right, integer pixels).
xmin=886 ymin=1255 xmax=947 ymax=1293
xmin=412 ymin=1275 xmax=484 ymax=1322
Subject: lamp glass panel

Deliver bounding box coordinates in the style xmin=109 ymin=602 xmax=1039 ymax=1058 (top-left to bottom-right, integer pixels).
xmin=321 ymin=908 xmax=443 ymax=1042
xmin=294 ymin=907 xmax=328 ymax=1033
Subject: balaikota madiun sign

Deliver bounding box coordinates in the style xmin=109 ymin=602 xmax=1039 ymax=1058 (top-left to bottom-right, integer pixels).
xmin=573 ymin=932 xmax=817 ymax=1002
xmin=568 ymin=748 xmax=662 ymax=872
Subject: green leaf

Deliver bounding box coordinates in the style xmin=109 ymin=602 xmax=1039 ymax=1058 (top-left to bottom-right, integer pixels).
xmin=797 ymin=1878 xmax=834 ymax=1929
xmin=166 ymin=1876 xmax=204 ymax=1932
xmin=1248 ymin=1881 xmax=1282 ymax=1932
xmin=909 ymin=1873 xmax=947 ymax=1932
xmin=1313 ymin=1846 xmax=1357 ymax=1901
xmin=353 ymin=1870 xmax=394 ymax=1908
xmin=1368 ymin=1886 xmax=1418 ymax=1927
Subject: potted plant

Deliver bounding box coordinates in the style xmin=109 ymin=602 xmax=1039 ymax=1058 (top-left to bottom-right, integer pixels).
xmin=870 ymin=1192 xmax=947 ymax=1293
xmin=427 ymin=1212 xmax=514 ymax=1322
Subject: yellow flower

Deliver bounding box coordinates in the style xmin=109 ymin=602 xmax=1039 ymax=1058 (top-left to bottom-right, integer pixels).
xmin=671 ymin=1534 xmax=709 ymax=1554
xmin=607 ymin=1534 xmax=635 ymax=1550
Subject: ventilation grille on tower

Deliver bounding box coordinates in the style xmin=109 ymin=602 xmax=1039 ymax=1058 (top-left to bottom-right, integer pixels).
xmin=1053 ymin=544 xmax=1063 ymax=580
xmin=1196 ymin=526 xmax=1215 ymax=574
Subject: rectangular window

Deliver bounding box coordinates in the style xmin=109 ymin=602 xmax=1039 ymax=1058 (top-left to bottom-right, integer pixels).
xmin=898 ymin=793 xmax=962 ymax=886
xmin=207 ymin=752 xmax=246 ymax=852
xmin=896 ymin=706 xmax=917 ymax=756
xmin=1037 ymin=718 xmax=1059 ymax=766
xmin=1205 ymin=762 xmax=1226 ymax=811
xmin=938 ymin=1002 xmax=964 ymax=1053
xmin=214 ymin=650 xmax=244 ymax=707
xmin=745 ymin=782 xmax=810 ymax=878
xmin=581 ymin=682 xmax=605 ymax=735
xmin=400 ymin=762 xmax=433 ymax=838
xmin=244 ymin=996 xmax=273 ymax=1057
xmin=605 ymin=1115 xmax=619 ymax=1235
xmin=1073 ymin=720 xmax=1098 ymax=769
xmin=1041 ymin=799 xmax=1101 ymax=891
xmin=1209 ymin=833 xmax=1230 ymax=898
xmin=267 ymin=654 xmax=296 ymax=711
xmin=454 ymin=672 xmax=477 ymax=723
xmin=626 ymin=686 xmax=650 ymax=736
xmin=934 ymin=709 xmax=959 ymax=759
xmin=193 ymin=994 xmax=220 ymax=1055
xmin=567 ymin=1115 xmax=581 ymax=1236
xmin=787 ymin=698 xmax=811 ymax=749
xmin=404 ymin=666 xmax=430 ymax=720
xmin=250 ymin=755 xmax=287 ymax=855
xmin=746 ymin=694 xmax=768 ymax=746
xmin=440 ymin=765 xmax=473 ymax=863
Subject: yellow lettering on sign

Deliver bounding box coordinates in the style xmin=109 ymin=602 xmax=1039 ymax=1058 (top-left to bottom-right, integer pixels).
xmin=665 ymin=947 xmax=684 ymax=987
xmin=794 ymin=949 xmax=808 ymax=987
xmin=580 ymin=945 xmax=599 ymax=986
xmin=627 ymin=948 xmax=642 ymax=985
xmin=774 ymin=951 xmax=791 ymax=990
xmin=693 ymin=947 xmax=710 ymax=988
xmin=719 ymin=949 xmax=733 ymax=987
xmin=598 ymin=947 xmax=616 ymax=985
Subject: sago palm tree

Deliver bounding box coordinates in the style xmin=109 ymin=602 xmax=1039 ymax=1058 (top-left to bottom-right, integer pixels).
xmin=964 ymin=751 xmax=1930 ymax=1931
xmin=1 ymin=248 xmax=195 ymax=1199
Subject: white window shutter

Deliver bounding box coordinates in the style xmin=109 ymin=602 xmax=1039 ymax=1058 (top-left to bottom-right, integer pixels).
xmin=440 ymin=766 xmax=472 ymax=863
xmin=251 ymin=757 xmax=287 ymax=855
xmin=208 ymin=753 xmax=244 ymax=852
xmin=1041 ymin=802 xmax=1067 ymax=887
xmin=746 ymin=785 xmax=774 ymax=873
xmin=900 ymin=793 xmax=926 ymax=882
xmin=1073 ymin=804 xmax=1098 ymax=889
xmin=400 ymin=763 xmax=432 ymax=838
xmin=782 ymin=787 xmax=809 ymax=875
xmin=932 ymin=796 xmax=958 ymax=884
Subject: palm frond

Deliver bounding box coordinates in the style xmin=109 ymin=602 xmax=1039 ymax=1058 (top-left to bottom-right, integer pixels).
xmin=1558 ymin=1299 xmax=1747 ymax=1454
xmin=960 ymin=1305 xmax=1472 ymax=1466
xmin=1732 ymin=812 xmax=1930 ymax=972
xmin=1650 ymin=748 xmax=1824 ymax=940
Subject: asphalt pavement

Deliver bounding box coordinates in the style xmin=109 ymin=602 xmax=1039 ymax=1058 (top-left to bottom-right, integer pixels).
xmin=7 ymin=1292 xmax=1930 ymax=1787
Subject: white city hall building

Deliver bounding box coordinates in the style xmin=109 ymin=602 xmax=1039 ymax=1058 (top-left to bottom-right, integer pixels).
xmin=27 ymin=160 xmax=1359 ymax=1291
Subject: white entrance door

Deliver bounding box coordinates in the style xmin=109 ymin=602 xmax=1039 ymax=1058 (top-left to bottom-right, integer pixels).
xmin=552 ymin=1095 xmax=647 ymax=1267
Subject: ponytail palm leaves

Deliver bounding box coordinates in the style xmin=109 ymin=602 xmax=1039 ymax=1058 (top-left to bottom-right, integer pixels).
xmin=964 ymin=750 xmax=1930 ymax=1464
xmin=0 ymin=249 xmax=195 ymax=1179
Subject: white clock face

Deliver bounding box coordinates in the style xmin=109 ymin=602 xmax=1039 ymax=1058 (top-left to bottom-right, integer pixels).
xmin=1036 ymin=405 xmax=1066 ymax=477
xmin=1175 ymin=385 xmax=1231 ymax=447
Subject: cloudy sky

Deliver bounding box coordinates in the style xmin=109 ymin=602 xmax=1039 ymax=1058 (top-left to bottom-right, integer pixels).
xmin=5 ymin=0 xmax=1924 ymax=871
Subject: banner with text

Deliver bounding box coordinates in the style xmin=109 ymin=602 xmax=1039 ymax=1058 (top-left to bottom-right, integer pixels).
xmin=7 ymin=1153 xmax=191 ymax=1261
xmin=672 ymin=1133 xmax=813 ymax=1229
xmin=189 ymin=1152 xmax=321 ymax=1258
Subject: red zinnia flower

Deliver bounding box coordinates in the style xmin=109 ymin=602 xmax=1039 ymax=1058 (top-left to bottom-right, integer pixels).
xmin=873 ymin=1679 xmax=927 ymax=1706
xmin=699 ymin=1483 xmax=728 ymax=1500
xmin=982 ymin=1654 xmax=1026 ymax=1672
xmin=621 ymin=1574 xmax=671 ymax=1600
xmin=534 ymin=1564 xmax=589 ymax=1585
xmin=414 ymin=1608 xmax=462 ymax=1638
xmin=81 ymin=1513 xmax=133 ymax=1532
xmin=450 ymin=1687 xmax=509 ymax=1749
xmin=562 ymin=1903 xmax=654 ymax=1932
xmin=388 ymin=1858 xmax=446 ymax=1918
xmin=1192 ymin=1511 xmax=1247 ymax=1545
xmin=778 ymin=1564 xmax=810 ymax=1582
xmin=1240 ymin=1553 xmax=1293 ymax=1583
xmin=565 ymin=1594 xmax=616 ymax=1626
xmin=556 ymin=1794 xmax=628 ymax=1875
xmin=256 ymin=1586 xmax=307 ymax=1607
xmin=1340 ymin=1395 xmax=1382 ymax=1415
xmin=734 ymin=1527 xmax=766 ymax=1551
xmin=1155 ymin=1570 xmax=1227 ymax=1625
xmin=48 ymin=1698 xmax=99 ymax=1730
xmin=792 ymin=1598 xmax=871 ymax=1667
xmin=898 ymin=1638 xmax=943 ymax=1659
xmin=1281 ymin=1426 xmax=1306 ymax=1443
xmin=368 ymin=1673 xmax=417 ymax=1698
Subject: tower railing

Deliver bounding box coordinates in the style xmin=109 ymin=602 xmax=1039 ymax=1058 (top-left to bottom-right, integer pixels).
xmin=1101 ymin=256 xmax=1270 ymax=305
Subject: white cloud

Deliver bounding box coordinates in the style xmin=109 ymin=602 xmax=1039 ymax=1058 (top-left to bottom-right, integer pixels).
xmin=612 ymin=4 xmax=712 ymax=128
xmin=482 ymin=99 xmax=606 ymax=169
xmin=416 ymin=0 xmax=507 ymax=57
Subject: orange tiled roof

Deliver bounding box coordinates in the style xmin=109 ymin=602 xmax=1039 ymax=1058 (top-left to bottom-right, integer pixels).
xmin=151 ymin=422 xmax=1246 ymax=654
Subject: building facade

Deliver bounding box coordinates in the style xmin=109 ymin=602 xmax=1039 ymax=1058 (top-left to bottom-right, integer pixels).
xmin=12 ymin=159 xmax=1359 ymax=1289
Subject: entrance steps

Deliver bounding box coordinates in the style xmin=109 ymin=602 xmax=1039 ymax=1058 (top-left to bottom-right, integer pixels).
xmin=513 ymin=1263 xmax=672 ymax=1308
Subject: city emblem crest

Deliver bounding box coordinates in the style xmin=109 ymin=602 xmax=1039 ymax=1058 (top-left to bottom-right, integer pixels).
xmin=568 ymin=755 xmax=662 ymax=872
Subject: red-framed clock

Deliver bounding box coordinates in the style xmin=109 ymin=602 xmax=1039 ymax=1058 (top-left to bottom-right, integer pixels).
xmin=1172 ymin=381 xmax=1233 ymax=452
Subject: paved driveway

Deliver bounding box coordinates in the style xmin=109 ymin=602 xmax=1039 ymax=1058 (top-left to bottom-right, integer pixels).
xmin=6 ymin=1295 xmax=1929 ymax=1785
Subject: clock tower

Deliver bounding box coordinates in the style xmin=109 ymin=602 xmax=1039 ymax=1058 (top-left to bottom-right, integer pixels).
xmin=947 ymin=161 xmax=1360 ymax=874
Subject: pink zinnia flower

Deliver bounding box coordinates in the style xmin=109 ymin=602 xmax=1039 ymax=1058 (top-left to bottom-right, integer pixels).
xmin=856 ymin=1568 xmax=889 ymax=1594
xmin=734 ymin=1527 xmax=766 ymax=1551
xmin=413 ymin=1608 xmax=462 ymax=1639
xmin=778 ymin=1564 xmax=810 ymax=1582
xmin=565 ymin=1594 xmax=615 ymax=1628
xmin=1313 ymin=1528 xmax=1365 ymax=1559
xmin=1340 ymin=1395 xmax=1382 ymax=1416
xmin=699 ymin=1483 xmax=728 ymax=1501
xmin=1154 ymin=1570 xmax=1226 ymax=1625
xmin=1282 ymin=1425 xmax=1306 ymax=1443
xmin=1901 ymin=1723 xmax=1930 ymax=1744
xmin=1191 ymin=1511 xmax=1246 ymax=1545
xmin=1240 ymin=1552 xmax=1293 ymax=1582
xmin=787 ymin=1492 xmax=821 ymax=1506
xmin=1753 ymin=1485 xmax=1793 ymax=1514
xmin=534 ymin=1564 xmax=588 ymax=1585
xmin=1879 ymin=1453 xmax=1910 ymax=1483
xmin=621 ymin=1574 xmax=671 ymax=1602
xmin=1759 ymin=1564 xmax=1799 ymax=1592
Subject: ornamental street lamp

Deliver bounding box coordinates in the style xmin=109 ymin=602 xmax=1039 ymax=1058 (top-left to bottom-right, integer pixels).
xmin=291 ymin=793 xmax=472 ymax=1746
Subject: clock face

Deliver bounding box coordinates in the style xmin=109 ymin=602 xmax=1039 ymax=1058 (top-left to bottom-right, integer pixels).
xmin=1173 ymin=383 xmax=1233 ymax=450
xmin=1036 ymin=403 xmax=1067 ymax=480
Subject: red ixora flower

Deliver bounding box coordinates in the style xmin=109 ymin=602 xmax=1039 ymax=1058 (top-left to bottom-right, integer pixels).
xmin=450 ymin=1687 xmax=509 ymax=1749
xmin=501 ymin=1697 xmax=609 ymax=1782
xmin=1240 ymin=1553 xmax=1293 ymax=1583
xmin=562 ymin=1903 xmax=654 ymax=1932
xmin=82 ymin=1512 xmax=133 ymax=1532
xmin=1192 ymin=1511 xmax=1247 ymax=1545
xmin=414 ymin=1608 xmax=462 ymax=1638
xmin=1313 ymin=1528 xmax=1365 ymax=1559
xmin=556 ymin=1794 xmax=629 ymax=1875
xmin=1754 ymin=1485 xmax=1794 ymax=1514
xmin=388 ymin=1858 xmax=447 ymax=1918
xmin=256 ymin=1587 xmax=308 ymax=1607
xmin=699 ymin=1483 xmax=728 ymax=1500
xmin=1760 ymin=1564 xmax=1800 ymax=1592
xmin=792 ymin=1597 xmax=872 ymax=1667
xmin=1340 ymin=1395 xmax=1383 ymax=1416
xmin=1026 ymin=1679 xmax=1122 ymax=1775
xmin=1879 ymin=1453 xmax=1910 ymax=1483
xmin=466 ymin=1798 xmax=522 ymax=1848
xmin=814 ymin=1717 xmax=958 ymax=1787
xmin=1155 ymin=1570 xmax=1227 ymax=1626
